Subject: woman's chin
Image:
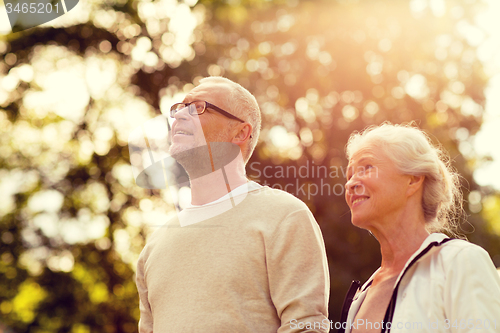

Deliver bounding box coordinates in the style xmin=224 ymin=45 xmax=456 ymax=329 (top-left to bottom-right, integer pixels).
xmin=351 ymin=215 xmax=369 ymax=229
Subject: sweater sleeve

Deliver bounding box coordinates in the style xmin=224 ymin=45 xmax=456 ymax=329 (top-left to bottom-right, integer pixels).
xmin=266 ymin=208 xmax=330 ymax=333
xmin=136 ymin=251 xmax=154 ymax=333
xmin=443 ymin=244 xmax=500 ymax=333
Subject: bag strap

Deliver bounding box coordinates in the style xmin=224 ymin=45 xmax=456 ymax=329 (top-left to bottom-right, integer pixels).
xmin=337 ymin=280 xmax=361 ymax=333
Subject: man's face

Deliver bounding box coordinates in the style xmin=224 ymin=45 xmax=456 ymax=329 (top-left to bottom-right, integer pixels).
xmin=169 ymin=83 xmax=235 ymax=156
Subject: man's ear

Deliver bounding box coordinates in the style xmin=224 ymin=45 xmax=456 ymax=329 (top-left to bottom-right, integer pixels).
xmin=232 ymin=123 xmax=253 ymax=146
xmin=407 ymin=175 xmax=425 ymax=197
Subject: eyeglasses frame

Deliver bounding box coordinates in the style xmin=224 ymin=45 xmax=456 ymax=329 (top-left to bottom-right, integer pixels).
xmin=170 ymin=100 xmax=246 ymax=123
xmin=170 ymin=100 xmax=252 ymax=139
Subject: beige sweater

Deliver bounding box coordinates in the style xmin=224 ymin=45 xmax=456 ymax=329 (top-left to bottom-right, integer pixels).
xmin=136 ymin=183 xmax=330 ymax=333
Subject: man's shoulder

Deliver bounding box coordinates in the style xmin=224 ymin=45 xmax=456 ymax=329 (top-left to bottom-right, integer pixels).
xmin=243 ymin=185 xmax=317 ymax=228
xmin=140 ymin=214 xmax=179 ymax=246
xmin=248 ymin=184 xmax=309 ymax=210
xmin=137 ymin=215 xmax=179 ymax=265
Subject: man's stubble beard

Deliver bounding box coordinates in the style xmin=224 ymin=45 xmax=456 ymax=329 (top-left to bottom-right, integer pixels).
xmin=169 ymin=126 xmax=234 ymax=177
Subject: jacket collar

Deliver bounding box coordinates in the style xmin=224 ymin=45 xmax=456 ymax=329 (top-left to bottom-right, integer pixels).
xmin=401 ymin=233 xmax=448 ymax=272
xmin=360 ymin=233 xmax=449 ymax=291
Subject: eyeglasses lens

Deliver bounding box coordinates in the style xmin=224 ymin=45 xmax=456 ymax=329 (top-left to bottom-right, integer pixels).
xmin=171 ymin=101 xmax=207 ymax=117
xmin=192 ymin=101 xmax=205 ymax=115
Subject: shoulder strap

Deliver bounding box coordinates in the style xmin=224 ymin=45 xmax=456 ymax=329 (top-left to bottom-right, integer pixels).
xmin=337 ymin=280 xmax=361 ymax=333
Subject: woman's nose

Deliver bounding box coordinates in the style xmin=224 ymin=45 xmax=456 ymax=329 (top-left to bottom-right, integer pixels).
xmin=345 ymin=176 xmax=362 ymax=193
xmin=345 ymin=176 xmax=356 ymax=192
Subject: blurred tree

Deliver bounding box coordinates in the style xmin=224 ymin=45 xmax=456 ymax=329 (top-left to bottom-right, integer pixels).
xmin=1 ymin=0 xmax=499 ymax=332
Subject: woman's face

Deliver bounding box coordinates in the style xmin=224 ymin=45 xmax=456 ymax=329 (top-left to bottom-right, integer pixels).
xmin=345 ymin=145 xmax=412 ymax=230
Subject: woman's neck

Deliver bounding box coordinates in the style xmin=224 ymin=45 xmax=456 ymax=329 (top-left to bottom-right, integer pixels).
xmin=371 ymin=212 xmax=430 ymax=277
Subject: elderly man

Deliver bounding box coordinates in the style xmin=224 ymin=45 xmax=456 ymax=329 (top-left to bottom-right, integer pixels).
xmin=135 ymin=77 xmax=330 ymax=333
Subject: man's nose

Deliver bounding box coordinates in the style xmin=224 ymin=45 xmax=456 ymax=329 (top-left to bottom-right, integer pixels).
xmin=173 ymin=104 xmax=193 ymax=121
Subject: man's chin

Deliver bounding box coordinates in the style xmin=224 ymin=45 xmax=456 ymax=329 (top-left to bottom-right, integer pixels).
xmin=169 ymin=143 xmax=202 ymax=169
xmin=169 ymin=143 xmax=193 ymax=156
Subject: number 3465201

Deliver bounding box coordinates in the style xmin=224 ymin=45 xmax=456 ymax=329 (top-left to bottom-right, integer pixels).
xmin=6 ymin=2 xmax=62 ymax=14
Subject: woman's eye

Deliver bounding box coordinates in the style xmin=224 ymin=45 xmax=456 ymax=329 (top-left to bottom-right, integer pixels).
xmin=365 ymin=165 xmax=373 ymax=170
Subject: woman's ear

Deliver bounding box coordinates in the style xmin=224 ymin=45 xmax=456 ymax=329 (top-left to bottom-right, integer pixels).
xmin=407 ymin=175 xmax=425 ymax=197
xmin=232 ymin=123 xmax=253 ymax=146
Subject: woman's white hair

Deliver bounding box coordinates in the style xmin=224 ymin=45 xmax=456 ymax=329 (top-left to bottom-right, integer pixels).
xmin=198 ymin=76 xmax=261 ymax=164
xmin=346 ymin=122 xmax=463 ymax=236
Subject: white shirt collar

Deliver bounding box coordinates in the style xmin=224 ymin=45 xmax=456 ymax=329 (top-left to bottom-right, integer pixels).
xmin=186 ymin=181 xmax=261 ymax=208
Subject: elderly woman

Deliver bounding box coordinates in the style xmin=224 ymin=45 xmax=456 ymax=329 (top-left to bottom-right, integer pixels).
xmin=339 ymin=123 xmax=500 ymax=333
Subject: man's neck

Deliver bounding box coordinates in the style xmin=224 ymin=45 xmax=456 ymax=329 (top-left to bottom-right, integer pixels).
xmin=188 ymin=153 xmax=248 ymax=205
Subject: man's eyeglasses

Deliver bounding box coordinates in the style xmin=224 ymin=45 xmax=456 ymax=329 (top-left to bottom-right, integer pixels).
xmin=170 ymin=100 xmax=246 ymax=123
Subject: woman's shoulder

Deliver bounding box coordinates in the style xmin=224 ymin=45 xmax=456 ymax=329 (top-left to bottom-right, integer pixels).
xmin=440 ymin=237 xmax=489 ymax=255
xmin=436 ymin=237 xmax=495 ymax=269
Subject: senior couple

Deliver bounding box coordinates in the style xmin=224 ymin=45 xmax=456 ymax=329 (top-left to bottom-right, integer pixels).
xmin=135 ymin=77 xmax=500 ymax=333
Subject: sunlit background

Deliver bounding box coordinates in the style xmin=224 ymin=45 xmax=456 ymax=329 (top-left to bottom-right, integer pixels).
xmin=1 ymin=0 xmax=500 ymax=332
